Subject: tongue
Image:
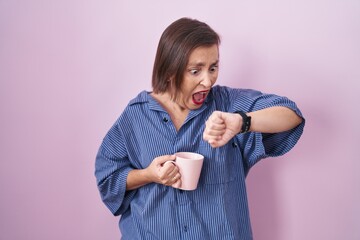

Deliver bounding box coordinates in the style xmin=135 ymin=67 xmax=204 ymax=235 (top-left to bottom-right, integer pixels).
xmin=193 ymin=92 xmax=205 ymax=104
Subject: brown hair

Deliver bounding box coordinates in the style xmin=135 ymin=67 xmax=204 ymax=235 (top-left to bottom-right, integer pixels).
xmin=151 ymin=18 xmax=221 ymax=99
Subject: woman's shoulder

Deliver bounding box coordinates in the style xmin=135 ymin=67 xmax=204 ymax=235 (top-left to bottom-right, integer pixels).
xmin=128 ymin=90 xmax=150 ymax=106
xmin=113 ymin=91 xmax=150 ymax=123
xmin=210 ymin=85 xmax=280 ymax=112
xmin=211 ymin=85 xmax=263 ymax=101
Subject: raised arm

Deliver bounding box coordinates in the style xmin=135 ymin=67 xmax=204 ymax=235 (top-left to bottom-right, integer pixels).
xmin=203 ymin=106 xmax=303 ymax=148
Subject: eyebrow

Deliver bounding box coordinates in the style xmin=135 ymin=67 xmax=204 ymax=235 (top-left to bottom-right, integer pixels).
xmin=187 ymin=60 xmax=219 ymax=68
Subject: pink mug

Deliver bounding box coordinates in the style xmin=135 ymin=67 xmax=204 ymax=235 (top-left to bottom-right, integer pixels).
xmin=165 ymin=152 xmax=204 ymax=191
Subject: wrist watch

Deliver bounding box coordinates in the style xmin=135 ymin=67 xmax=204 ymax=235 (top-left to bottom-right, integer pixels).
xmin=235 ymin=111 xmax=251 ymax=133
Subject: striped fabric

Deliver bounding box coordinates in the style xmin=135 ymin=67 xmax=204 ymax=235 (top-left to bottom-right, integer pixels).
xmin=95 ymin=85 xmax=305 ymax=240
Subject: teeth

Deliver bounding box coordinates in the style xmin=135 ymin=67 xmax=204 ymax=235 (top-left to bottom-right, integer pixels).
xmin=192 ymin=91 xmax=208 ymax=104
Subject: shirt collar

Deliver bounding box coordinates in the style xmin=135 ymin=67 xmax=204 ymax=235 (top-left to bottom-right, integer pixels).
xmin=128 ymin=89 xmax=214 ymax=113
xmin=129 ymin=91 xmax=165 ymax=112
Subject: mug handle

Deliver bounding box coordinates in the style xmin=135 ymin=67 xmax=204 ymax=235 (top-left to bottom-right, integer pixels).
xmin=163 ymin=160 xmax=176 ymax=166
xmin=161 ymin=160 xmax=181 ymax=188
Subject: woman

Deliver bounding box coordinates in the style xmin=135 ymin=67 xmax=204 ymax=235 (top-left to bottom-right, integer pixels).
xmin=95 ymin=17 xmax=304 ymax=239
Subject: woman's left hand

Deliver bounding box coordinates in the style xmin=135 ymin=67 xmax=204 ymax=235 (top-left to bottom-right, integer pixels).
xmin=203 ymin=111 xmax=241 ymax=148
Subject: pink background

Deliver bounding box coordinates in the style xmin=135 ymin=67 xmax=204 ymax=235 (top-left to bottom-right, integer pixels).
xmin=1 ymin=1 xmax=359 ymax=239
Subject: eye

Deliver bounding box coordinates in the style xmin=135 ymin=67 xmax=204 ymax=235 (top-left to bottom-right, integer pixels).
xmin=210 ymin=65 xmax=218 ymax=73
xmin=189 ymin=69 xmax=200 ymax=75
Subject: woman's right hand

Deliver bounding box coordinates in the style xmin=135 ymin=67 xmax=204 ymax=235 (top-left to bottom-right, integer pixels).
xmin=126 ymin=154 xmax=181 ymax=190
xmin=145 ymin=154 xmax=181 ymax=187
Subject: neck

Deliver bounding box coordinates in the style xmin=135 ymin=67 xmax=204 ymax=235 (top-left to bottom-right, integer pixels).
xmin=151 ymin=92 xmax=189 ymax=131
xmin=151 ymin=92 xmax=187 ymax=114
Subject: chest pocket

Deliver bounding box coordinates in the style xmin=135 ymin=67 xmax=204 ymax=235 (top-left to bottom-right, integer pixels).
xmin=198 ymin=139 xmax=245 ymax=185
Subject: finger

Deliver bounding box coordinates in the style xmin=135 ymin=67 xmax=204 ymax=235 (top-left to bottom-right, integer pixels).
xmin=203 ymin=131 xmax=210 ymax=142
xmin=203 ymin=127 xmax=225 ymax=142
xmin=207 ymin=122 xmax=226 ymax=131
xmin=168 ymin=165 xmax=179 ymax=176
xmin=170 ymin=173 xmax=181 ymax=185
xmin=156 ymin=154 xmax=176 ymax=166
xmin=208 ymin=111 xmax=224 ymax=124
xmin=172 ymin=179 xmax=181 ymax=188
xmin=162 ymin=172 xmax=180 ymax=186
xmin=158 ymin=168 xmax=174 ymax=185
xmin=161 ymin=164 xmax=178 ymax=180
xmin=204 ymin=121 xmax=225 ymax=140
xmin=205 ymin=119 xmax=225 ymax=132
xmin=159 ymin=161 xmax=176 ymax=175
xmin=205 ymin=127 xmax=226 ymax=137
xmin=203 ymin=130 xmax=221 ymax=142
xmin=208 ymin=139 xmax=220 ymax=148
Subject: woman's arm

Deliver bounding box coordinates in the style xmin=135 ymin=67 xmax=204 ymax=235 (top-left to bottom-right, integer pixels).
xmin=203 ymin=106 xmax=303 ymax=148
xmin=248 ymin=106 xmax=303 ymax=133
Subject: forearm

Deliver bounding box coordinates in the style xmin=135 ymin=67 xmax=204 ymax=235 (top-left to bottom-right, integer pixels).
xmin=247 ymin=106 xmax=303 ymax=133
xmin=126 ymin=169 xmax=151 ymax=191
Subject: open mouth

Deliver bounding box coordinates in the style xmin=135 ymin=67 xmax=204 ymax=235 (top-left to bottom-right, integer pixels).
xmin=192 ymin=91 xmax=208 ymax=105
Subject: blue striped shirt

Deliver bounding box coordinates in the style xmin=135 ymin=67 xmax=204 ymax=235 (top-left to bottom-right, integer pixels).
xmin=95 ymin=85 xmax=305 ymax=240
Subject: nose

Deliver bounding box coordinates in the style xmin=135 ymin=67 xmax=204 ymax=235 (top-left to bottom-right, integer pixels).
xmin=200 ymin=73 xmax=213 ymax=88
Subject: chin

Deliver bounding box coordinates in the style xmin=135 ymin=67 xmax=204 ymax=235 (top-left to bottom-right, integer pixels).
xmin=189 ymin=102 xmax=203 ymax=109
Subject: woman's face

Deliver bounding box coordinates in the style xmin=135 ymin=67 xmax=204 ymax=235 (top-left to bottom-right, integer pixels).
xmin=175 ymin=44 xmax=219 ymax=110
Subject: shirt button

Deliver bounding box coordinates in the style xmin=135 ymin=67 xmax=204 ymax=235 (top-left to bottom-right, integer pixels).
xmin=232 ymin=142 xmax=238 ymax=148
xmin=183 ymin=225 xmax=188 ymax=232
xmin=163 ymin=117 xmax=169 ymax=122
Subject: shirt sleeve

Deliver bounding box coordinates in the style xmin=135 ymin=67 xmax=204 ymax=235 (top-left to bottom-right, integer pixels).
xmin=226 ymin=87 xmax=305 ymax=171
xmin=95 ymin=122 xmax=136 ymax=216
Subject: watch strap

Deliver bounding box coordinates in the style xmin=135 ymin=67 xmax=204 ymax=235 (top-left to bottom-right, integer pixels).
xmin=235 ymin=111 xmax=251 ymax=133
